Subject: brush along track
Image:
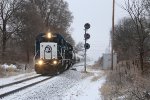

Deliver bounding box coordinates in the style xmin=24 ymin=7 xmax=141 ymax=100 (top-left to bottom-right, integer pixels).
xmin=0 ymin=75 xmax=52 ymax=98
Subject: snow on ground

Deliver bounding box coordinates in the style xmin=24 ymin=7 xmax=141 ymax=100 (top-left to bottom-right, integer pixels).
xmin=62 ymin=72 xmax=106 ymax=100
xmin=0 ymin=76 xmax=49 ymax=95
xmin=1 ymin=64 xmax=17 ymax=70
xmin=0 ymin=61 xmax=106 ymax=100
xmin=62 ymin=61 xmax=106 ymax=100
xmin=0 ymin=72 xmax=37 ymax=86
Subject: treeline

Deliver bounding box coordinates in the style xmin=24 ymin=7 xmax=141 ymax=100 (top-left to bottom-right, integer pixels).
xmin=0 ymin=0 xmax=74 ymax=63
xmin=113 ymin=0 xmax=150 ymax=72
xmin=101 ymin=0 xmax=150 ymax=99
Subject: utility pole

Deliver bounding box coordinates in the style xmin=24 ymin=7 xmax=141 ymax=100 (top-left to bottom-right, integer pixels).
xmin=111 ymin=0 xmax=115 ymax=70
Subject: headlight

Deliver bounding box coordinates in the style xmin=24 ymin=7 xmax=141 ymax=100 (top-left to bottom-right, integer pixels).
xmin=53 ymin=60 xmax=58 ymax=65
xmin=47 ymin=32 xmax=52 ymax=39
xmin=38 ymin=60 xmax=43 ymax=65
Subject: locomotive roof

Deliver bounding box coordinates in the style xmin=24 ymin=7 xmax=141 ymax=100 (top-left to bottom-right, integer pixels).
xmin=35 ymin=32 xmax=68 ymax=45
xmin=35 ymin=32 xmax=73 ymax=51
xmin=36 ymin=33 xmax=65 ymax=40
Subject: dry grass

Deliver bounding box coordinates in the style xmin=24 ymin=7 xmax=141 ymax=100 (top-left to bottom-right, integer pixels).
xmin=89 ymin=63 xmax=101 ymax=70
xmin=81 ymin=71 xmax=94 ymax=79
xmin=100 ymin=60 xmax=150 ymax=100
xmin=91 ymin=75 xmax=101 ymax=82
xmin=100 ymin=83 xmax=113 ymax=99
xmin=0 ymin=65 xmax=5 ymax=77
xmin=0 ymin=67 xmax=19 ymax=78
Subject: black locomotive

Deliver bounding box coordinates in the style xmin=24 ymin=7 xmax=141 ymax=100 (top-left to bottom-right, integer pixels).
xmin=34 ymin=32 xmax=77 ymax=75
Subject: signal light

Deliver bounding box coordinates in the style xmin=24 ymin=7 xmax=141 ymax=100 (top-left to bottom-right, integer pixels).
xmin=84 ymin=43 xmax=90 ymax=49
xmin=84 ymin=23 xmax=90 ymax=29
xmin=84 ymin=23 xmax=91 ymax=50
xmin=84 ymin=33 xmax=90 ymax=40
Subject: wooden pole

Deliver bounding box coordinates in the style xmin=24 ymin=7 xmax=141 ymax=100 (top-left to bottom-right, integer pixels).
xmin=111 ymin=0 xmax=115 ymax=70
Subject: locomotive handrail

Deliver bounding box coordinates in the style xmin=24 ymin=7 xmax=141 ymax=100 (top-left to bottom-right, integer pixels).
xmin=33 ymin=51 xmax=39 ymax=64
xmin=58 ymin=50 xmax=63 ymax=59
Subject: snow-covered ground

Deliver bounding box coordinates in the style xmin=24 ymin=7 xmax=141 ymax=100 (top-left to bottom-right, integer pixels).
xmin=0 ymin=72 xmax=38 ymax=86
xmin=0 ymin=61 xmax=106 ymax=100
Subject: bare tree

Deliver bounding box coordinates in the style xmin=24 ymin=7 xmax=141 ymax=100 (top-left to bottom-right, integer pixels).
xmin=0 ymin=0 xmax=74 ymax=63
xmin=32 ymin=0 xmax=74 ymax=43
xmin=12 ymin=1 xmax=44 ymax=63
xmin=144 ymin=0 xmax=150 ymax=34
xmin=113 ymin=18 xmax=138 ymax=61
xmin=144 ymin=0 xmax=150 ymax=16
xmin=0 ymin=0 xmax=23 ymax=58
xmin=74 ymin=42 xmax=84 ymax=54
xmin=104 ymin=1 xmax=150 ymax=99
xmin=121 ymin=0 xmax=149 ymax=72
xmin=63 ymin=33 xmax=75 ymax=46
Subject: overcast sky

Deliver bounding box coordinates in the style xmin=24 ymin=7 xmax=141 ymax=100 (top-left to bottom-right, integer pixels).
xmin=66 ymin=0 xmax=128 ymax=61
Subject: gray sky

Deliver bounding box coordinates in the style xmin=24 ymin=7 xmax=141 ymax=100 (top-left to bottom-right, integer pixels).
xmin=66 ymin=0 xmax=128 ymax=61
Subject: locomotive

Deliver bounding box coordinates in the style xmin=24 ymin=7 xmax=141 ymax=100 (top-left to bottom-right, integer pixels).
xmin=34 ymin=32 xmax=75 ymax=75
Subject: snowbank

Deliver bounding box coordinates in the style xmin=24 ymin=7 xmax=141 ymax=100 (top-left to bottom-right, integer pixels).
xmin=1 ymin=64 xmax=17 ymax=71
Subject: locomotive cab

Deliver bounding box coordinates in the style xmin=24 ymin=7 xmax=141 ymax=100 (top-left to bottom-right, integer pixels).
xmin=34 ymin=32 xmax=72 ymax=75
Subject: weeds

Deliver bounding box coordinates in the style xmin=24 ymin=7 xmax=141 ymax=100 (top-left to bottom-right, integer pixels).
xmin=100 ymin=60 xmax=150 ymax=100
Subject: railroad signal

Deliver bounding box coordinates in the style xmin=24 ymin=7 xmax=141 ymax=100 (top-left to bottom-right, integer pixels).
xmin=84 ymin=33 xmax=90 ymax=40
xmin=84 ymin=23 xmax=90 ymax=29
xmin=84 ymin=43 xmax=90 ymax=49
xmin=84 ymin=23 xmax=91 ymax=72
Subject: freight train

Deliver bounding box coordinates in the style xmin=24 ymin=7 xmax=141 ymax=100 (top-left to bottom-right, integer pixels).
xmin=34 ymin=32 xmax=81 ymax=75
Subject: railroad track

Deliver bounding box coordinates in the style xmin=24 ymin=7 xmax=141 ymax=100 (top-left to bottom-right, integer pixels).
xmin=0 ymin=75 xmax=52 ymax=99
xmin=0 ymin=75 xmax=42 ymax=89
